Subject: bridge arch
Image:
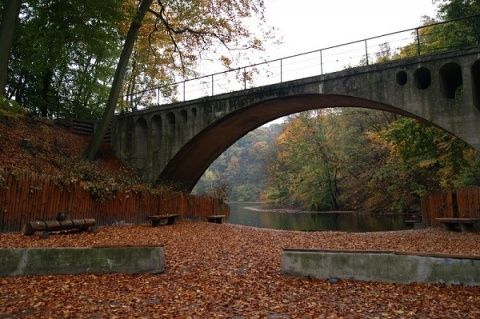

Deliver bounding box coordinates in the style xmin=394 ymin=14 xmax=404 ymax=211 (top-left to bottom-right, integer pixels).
xmin=113 ymin=47 xmax=480 ymax=191
xmin=157 ymin=93 xmax=426 ymax=191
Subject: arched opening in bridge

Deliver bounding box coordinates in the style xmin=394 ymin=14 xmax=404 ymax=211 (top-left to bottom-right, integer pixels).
xmin=152 ymin=115 xmax=162 ymax=150
xmin=396 ymin=71 xmax=407 ymax=86
xmin=167 ymin=112 xmax=175 ymax=134
xmin=414 ymin=67 xmax=431 ymax=90
xmin=134 ymin=118 xmax=148 ymax=169
xmin=440 ymin=62 xmax=463 ymax=99
xmin=180 ymin=110 xmax=187 ymax=125
xmin=472 ymin=60 xmax=480 ymax=110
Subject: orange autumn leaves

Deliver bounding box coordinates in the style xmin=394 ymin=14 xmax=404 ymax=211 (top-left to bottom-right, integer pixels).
xmin=1 ymin=222 xmax=480 ymax=318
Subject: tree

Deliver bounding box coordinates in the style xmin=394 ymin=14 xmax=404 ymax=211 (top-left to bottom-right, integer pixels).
xmin=4 ymin=0 xmax=130 ymax=117
xmin=84 ymin=0 xmax=271 ymax=160
xmin=83 ymin=0 xmax=153 ymax=160
xmin=0 ymin=0 xmax=22 ymax=96
xmin=263 ymin=111 xmax=341 ymax=210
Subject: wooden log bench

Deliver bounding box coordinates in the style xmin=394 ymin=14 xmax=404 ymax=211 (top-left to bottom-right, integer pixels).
xmin=146 ymin=214 xmax=180 ymax=227
xmin=435 ymin=218 xmax=480 ymax=232
xmin=22 ymin=219 xmax=96 ymax=237
xmin=207 ymin=215 xmax=225 ymax=224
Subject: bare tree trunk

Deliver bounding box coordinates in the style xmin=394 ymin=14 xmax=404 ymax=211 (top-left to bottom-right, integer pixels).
xmin=0 ymin=0 xmax=22 ymax=96
xmin=83 ymin=0 xmax=153 ymax=160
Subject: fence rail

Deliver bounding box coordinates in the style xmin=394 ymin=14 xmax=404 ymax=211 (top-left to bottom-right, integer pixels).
xmin=125 ymin=14 xmax=480 ymax=108
xmin=421 ymin=188 xmax=480 ymax=225
xmin=0 ymin=169 xmax=229 ymax=233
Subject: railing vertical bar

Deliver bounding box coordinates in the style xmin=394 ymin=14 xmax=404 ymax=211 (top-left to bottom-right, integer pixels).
xmin=416 ymin=28 xmax=421 ymax=56
xmin=364 ymin=40 xmax=369 ymax=65
xmin=320 ymin=50 xmax=323 ymax=75
xmin=183 ymin=81 xmax=186 ymax=102
xmin=243 ymin=67 xmax=247 ymax=90
xmin=280 ymin=59 xmax=283 ymax=83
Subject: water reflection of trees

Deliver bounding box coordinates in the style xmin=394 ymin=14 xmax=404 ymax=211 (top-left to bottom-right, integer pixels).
xmin=229 ymin=204 xmax=407 ymax=232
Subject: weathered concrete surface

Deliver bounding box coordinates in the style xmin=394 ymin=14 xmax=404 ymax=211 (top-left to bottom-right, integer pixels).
xmin=0 ymin=246 xmax=165 ymax=276
xmin=281 ymin=249 xmax=480 ymax=286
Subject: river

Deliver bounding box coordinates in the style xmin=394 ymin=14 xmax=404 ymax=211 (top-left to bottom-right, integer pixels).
xmin=227 ymin=202 xmax=410 ymax=232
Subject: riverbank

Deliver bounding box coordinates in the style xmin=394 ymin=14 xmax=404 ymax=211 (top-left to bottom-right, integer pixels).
xmin=1 ymin=222 xmax=479 ymax=318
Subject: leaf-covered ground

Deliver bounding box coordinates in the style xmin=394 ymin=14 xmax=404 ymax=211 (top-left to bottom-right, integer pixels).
xmin=1 ymin=222 xmax=479 ymax=318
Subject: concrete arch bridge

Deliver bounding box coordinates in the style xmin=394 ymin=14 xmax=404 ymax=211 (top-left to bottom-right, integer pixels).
xmin=112 ymin=47 xmax=480 ymax=191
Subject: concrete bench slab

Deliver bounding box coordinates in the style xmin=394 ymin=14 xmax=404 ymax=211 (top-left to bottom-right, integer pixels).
xmin=281 ymin=249 xmax=480 ymax=286
xmin=0 ymin=246 xmax=164 ymax=277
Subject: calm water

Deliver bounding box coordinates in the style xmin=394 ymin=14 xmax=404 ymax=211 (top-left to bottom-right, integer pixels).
xmin=227 ymin=202 xmax=409 ymax=232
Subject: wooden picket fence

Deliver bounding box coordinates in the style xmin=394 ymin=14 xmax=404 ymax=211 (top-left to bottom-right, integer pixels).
xmin=0 ymin=169 xmax=229 ymax=233
xmin=421 ymin=187 xmax=480 ymax=225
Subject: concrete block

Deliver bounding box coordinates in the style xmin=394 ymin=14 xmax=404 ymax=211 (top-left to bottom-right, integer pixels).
xmin=281 ymin=249 xmax=480 ymax=286
xmin=0 ymin=246 xmax=164 ymax=276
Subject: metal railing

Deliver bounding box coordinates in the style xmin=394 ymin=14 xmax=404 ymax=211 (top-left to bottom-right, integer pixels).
xmin=127 ymin=14 xmax=480 ymax=108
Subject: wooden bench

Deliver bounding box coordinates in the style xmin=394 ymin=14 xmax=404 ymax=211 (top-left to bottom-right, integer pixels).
xmin=146 ymin=214 xmax=180 ymax=227
xmin=22 ymin=219 xmax=97 ymax=238
xmin=435 ymin=218 xmax=480 ymax=232
xmin=207 ymin=215 xmax=225 ymax=224
xmin=404 ymin=220 xmax=421 ymax=227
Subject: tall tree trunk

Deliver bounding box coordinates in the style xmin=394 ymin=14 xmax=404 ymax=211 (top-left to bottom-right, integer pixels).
xmin=41 ymin=69 xmax=52 ymax=117
xmin=0 ymin=0 xmax=22 ymax=96
xmin=83 ymin=0 xmax=153 ymax=160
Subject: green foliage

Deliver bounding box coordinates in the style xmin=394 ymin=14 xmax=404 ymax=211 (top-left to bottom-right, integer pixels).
xmin=263 ymin=111 xmax=342 ymax=211
xmin=261 ymin=108 xmax=480 ymax=214
xmin=0 ymin=96 xmax=24 ymax=121
xmin=379 ymin=117 xmax=477 ymax=191
xmin=5 ymin=0 xmax=130 ymax=118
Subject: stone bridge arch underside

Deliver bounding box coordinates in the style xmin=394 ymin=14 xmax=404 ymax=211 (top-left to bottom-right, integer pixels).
xmin=113 ymin=47 xmax=480 ymax=192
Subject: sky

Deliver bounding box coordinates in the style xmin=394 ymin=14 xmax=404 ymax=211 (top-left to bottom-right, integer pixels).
xmin=263 ymin=0 xmax=439 ymax=59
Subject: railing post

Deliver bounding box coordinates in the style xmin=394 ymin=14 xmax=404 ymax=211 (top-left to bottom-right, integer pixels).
xmin=243 ymin=67 xmax=247 ymax=90
xmin=183 ymin=81 xmax=186 ymax=102
xmin=320 ymin=50 xmax=323 ymax=75
xmin=211 ymin=74 xmax=214 ymax=96
xmin=280 ymin=59 xmax=283 ymax=83
xmin=364 ymin=40 xmax=369 ymax=65
xmin=157 ymin=88 xmax=160 ymax=105
xmin=416 ymin=28 xmax=421 ymax=56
